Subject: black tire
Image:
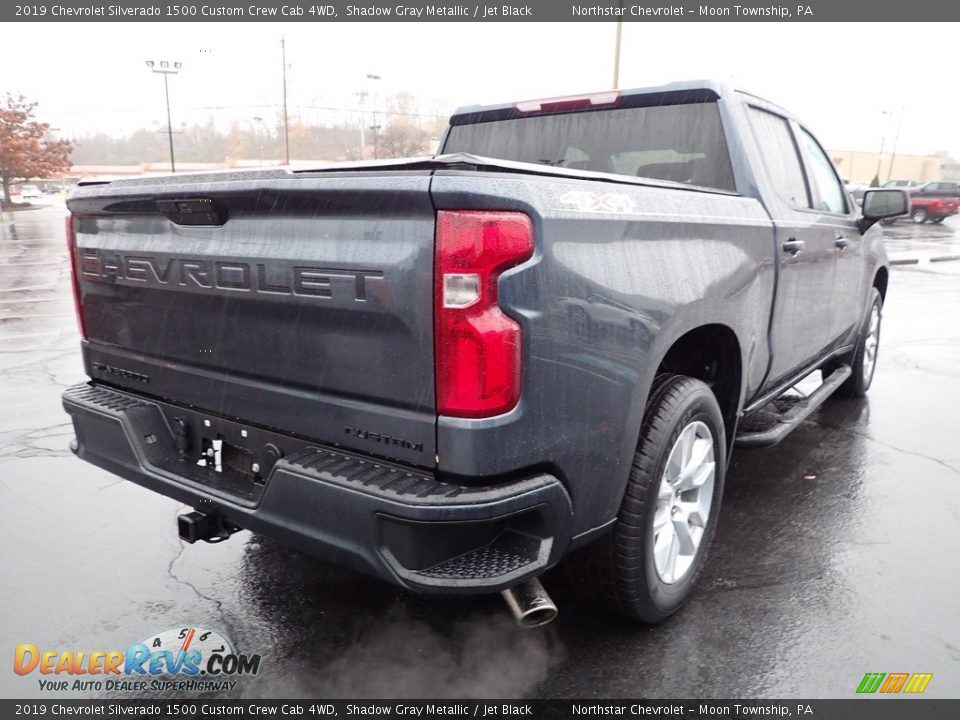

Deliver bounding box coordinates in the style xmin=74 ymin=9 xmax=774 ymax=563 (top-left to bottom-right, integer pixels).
xmin=932 ymin=217 xmax=944 ymax=224
xmin=563 ymin=375 xmax=726 ymax=623
xmin=829 ymin=288 xmax=883 ymax=398
xmin=911 ymin=208 xmax=928 ymax=224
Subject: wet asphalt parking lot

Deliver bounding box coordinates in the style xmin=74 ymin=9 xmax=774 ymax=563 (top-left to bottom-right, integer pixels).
xmin=1 ymin=201 xmax=958 ymax=700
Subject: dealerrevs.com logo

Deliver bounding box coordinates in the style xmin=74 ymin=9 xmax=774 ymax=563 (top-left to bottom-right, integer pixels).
xmin=13 ymin=626 xmax=262 ymax=693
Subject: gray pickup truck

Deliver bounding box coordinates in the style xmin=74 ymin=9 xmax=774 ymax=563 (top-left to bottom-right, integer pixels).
xmin=62 ymin=80 xmax=907 ymax=627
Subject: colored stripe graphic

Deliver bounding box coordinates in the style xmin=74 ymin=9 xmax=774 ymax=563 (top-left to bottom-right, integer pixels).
xmin=879 ymin=673 xmax=909 ymax=693
xmin=857 ymin=672 xmax=933 ymax=694
xmin=903 ymin=673 xmax=933 ymax=694
xmin=857 ymin=673 xmax=885 ymax=694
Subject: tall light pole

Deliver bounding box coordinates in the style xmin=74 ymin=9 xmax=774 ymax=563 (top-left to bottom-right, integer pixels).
xmin=253 ymin=116 xmax=267 ymax=166
xmin=145 ymin=60 xmax=182 ymax=173
xmin=281 ymin=36 xmax=290 ymax=165
xmin=355 ymin=91 xmax=368 ymax=159
xmin=366 ymin=73 xmax=381 ymax=159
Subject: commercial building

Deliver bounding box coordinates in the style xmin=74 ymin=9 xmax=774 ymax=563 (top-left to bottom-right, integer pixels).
xmin=829 ymin=150 xmax=942 ymax=184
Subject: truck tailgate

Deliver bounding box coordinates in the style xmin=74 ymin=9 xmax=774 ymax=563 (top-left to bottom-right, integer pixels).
xmin=67 ymin=173 xmax=436 ymax=465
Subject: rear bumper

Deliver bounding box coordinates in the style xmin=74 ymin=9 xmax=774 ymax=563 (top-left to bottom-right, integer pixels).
xmin=62 ymin=383 xmax=573 ymax=593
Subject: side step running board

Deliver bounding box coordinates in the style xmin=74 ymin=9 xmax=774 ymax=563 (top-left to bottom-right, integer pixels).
xmin=735 ymin=365 xmax=852 ymax=449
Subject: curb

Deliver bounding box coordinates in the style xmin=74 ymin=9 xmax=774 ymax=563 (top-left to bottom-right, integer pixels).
xmin=890 ymin=255 xmax=960 ymax=266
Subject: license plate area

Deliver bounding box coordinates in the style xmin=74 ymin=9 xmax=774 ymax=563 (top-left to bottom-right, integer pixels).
xmin=198 ymin=436 xmax=256 ymax=477
xmin=147 ymin=401 xmax=325 ymax=507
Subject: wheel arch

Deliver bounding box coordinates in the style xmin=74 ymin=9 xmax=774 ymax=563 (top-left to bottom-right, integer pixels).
xmin=651 ymin=323 xmax=743 ymax=460
xmin=873 ymin=265 xmax=889 ymax=303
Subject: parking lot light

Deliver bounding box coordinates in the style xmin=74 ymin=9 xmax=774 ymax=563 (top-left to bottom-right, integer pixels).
xmin=145 ymin=59 xmax=182 ymax=172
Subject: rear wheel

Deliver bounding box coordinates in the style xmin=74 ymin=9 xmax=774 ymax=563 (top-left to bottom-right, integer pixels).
xmin=912 ymin=208 xmax=929 ymax=224
xmin=564 ymin=375 xmax=725 ymax=622
xmin=932 ymin=217 xmax=945 ymax=224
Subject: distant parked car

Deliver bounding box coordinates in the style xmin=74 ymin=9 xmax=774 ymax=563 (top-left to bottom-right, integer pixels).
xmin=882 ymin=191 xmax=958 ymax=225
xmin=845 ymin=181 xmax=871 ymax=206
xmin=20 ymin=185 xmax=41 ymax=201
xmin=882 ymin=179 xmax=922 ymax=193
xmin=908 ymin=195 xmax=959 ymax=224
xmin=913 ymin=181 xmax=960 ymax=199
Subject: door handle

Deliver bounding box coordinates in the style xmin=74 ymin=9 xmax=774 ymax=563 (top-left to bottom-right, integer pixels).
xmin=782 ymin=239 xmax=805 ymax=255
xmin=835 ymin=233 xmax=849 ymax=249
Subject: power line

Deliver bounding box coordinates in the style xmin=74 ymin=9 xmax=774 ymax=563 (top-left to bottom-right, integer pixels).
xmin=44 ymin=103 xmax=446 ymax=119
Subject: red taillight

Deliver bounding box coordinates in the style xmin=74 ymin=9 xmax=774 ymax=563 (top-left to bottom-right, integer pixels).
xmin=65 ymin=214 xmax=86 ymax=339
xmin=435 ymin=211 xmax=534 ymax=418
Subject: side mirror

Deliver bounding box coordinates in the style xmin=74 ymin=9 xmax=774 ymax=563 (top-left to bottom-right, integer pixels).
xmin=859 ymin=189 xmax=909 ymax=232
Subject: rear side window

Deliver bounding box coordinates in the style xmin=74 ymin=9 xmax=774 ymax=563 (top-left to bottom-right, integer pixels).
xmin=746 ymin=107 xmax=809 ymax=208
xmin=442 ymin=102 xmax=736 ymax=192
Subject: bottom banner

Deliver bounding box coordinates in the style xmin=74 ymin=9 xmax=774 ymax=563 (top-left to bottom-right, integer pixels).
xmin=2 ymin=700 xmax=958 ymax=720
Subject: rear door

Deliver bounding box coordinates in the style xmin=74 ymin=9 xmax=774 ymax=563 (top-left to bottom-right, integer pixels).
xmin=68 ymin=172 xmax=437 ymax=466
xmin=746 ymin=105 xmax=839 ymax=391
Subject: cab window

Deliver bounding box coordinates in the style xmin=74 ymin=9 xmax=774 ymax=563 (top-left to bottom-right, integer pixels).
xmin=443 ymin=101 xmax=737 ymax=192
xmin=746 ymin=107 xmax=810 ymax=208
xmin=799 ymin=127 xmax=848 ymax=214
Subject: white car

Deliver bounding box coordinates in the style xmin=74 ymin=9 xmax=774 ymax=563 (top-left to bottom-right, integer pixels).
xmin=20 ymin=185 xmax=41 ymax=201
xmin=845 ymin=182 xmax=871 ymax=207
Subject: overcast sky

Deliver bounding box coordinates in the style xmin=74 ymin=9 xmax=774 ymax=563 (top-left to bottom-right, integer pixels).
xmin=7 ymin=22 xmax=959 ymax=158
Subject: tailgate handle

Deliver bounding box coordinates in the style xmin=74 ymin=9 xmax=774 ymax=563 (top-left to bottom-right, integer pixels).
xmin=156 ymin=198 xmax=224 ymax=226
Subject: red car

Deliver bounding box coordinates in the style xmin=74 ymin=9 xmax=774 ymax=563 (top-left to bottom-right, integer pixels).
xmin=908 ymin=195 xmax=959 ymax=224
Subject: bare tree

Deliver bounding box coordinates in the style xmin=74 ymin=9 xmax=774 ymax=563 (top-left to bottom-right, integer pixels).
xmin=378 ymin=118 xmax=430 ymax=158
xmin=377 ymin=93 xmax=430 ymax=158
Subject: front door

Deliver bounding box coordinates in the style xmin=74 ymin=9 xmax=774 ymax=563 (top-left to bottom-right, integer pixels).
xmin=795 ymin=124 xmax=867 ymax=347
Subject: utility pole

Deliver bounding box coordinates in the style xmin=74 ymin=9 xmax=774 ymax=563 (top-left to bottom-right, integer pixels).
xmin=887 ymin=106 xmax=905 ymax=183
xmin=875 ymin=109 xmax=891 ymax=182
xmin=145 ymin=60 xmax=182 ymax=172
xmin=366 ymin=74 xmax=381 ymax=159
xmin=612 ymin=1 xmax=624 ymax=88
xmin=281 ymin=36 xmax=290 ymax=165
xmin=253 ymin=116 xmax=267 ymax=166
xmin=355 ymin=91 xmax=368 ymax=159
xmin=371 ymin=112 xmax=380 ymax=159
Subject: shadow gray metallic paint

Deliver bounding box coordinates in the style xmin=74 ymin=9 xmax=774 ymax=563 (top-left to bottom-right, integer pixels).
xmin=64 ymin=80 xmax=889 ymax=566
xmin=430 ymin=171 xmax=774 ymax=539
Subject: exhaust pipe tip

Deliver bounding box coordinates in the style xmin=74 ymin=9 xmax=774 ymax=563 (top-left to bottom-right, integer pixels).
xmin=501 ymin=578 xmax=558 ymax=629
